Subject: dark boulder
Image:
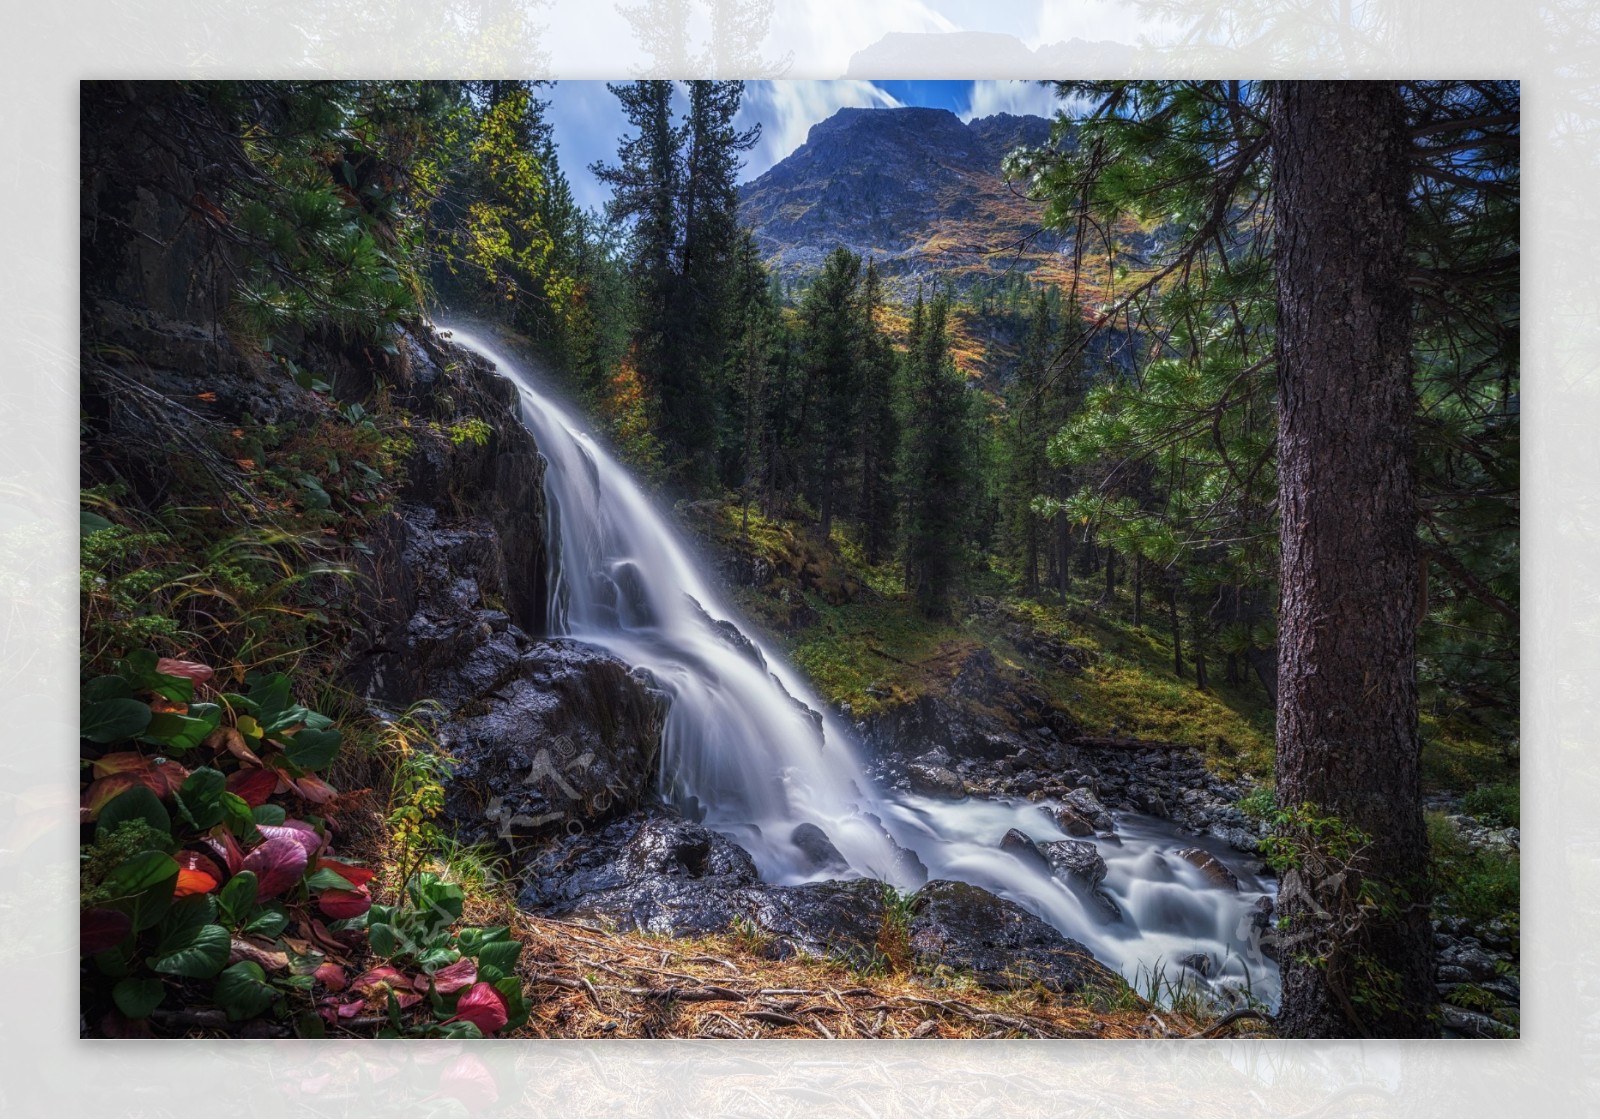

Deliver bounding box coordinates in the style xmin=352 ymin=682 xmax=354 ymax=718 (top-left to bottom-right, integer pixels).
xmin=518 ymin=812 xmax=889 ymax=962
xmin=791 ymin=823 xmax=848 ymax=873
xmin=999 ymin=829 xmax=1050 ymax=873
xmin=906 ymin=880 xmax=1121 ymax=993
xmin=1061 ymin=788 xmax=1116 ymax=834
xmin=438 ymin=639 xmax=667 ymax=844
xmin=1040 ymin=839 xmax=1107 ymax=889
xmin=906 ymin=761 xmax=967 ymax=800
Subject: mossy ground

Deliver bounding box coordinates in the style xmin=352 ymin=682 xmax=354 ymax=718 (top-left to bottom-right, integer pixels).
xmin=704 ymin=500 xmax=1516 ymax=799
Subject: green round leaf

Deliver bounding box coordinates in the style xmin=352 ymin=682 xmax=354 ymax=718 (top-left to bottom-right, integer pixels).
xmin=82 ymin=698 xmax=153 ymax=744
xmin=282 ymin=727 xmax=341 ymax=771
xmin=219 ymin=870 xmax=259 ymax=926
xmin=102 ymin=850 xmax=179 ymax=932
xmin=112 ymin=977 xmax=166 ymax=1020
xmin=213 ymin=961 xmax=277 ymax=1021
xmin=147 ymin=922 xmax=230 ymax=978
xmin=176 ymin=767 xmax=227 ymax=829
xmin=96 ymin=787 xmax=171 ymax=842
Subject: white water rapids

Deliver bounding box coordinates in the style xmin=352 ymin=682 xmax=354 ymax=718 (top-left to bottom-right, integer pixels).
xmin=446 ymin=326 xmax=1279 ymax=1009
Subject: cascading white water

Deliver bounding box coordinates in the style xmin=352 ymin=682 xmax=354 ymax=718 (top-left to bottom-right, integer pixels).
xmin=445 ymin=326 xmax=1278 ymax=1009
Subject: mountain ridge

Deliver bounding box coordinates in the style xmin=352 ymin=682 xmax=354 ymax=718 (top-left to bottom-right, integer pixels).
xmin=737 ymin=105 xmax=1069 ymax=292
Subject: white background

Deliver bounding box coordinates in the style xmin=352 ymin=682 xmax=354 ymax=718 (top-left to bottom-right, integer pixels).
xmin=1 ymin=0 xmax=1585 ymax=1114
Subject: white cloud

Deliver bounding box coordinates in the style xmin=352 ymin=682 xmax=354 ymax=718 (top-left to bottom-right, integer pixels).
xmin=738 ymin=80 xmax=904 ymax=181
xmin=960 ymin=79 xmax=1064 ymax=122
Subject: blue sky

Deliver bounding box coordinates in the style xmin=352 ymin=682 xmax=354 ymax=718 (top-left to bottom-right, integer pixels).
xmin=544 ymin=80 xmax=1065 ymax=214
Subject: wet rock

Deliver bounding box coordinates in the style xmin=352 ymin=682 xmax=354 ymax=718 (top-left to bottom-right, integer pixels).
xmin=734 ymin=879 xmax=889 ymax=965
xmin=520 ymin=812 xmax=891 ymax=962
xmin=1040 ymin=840 xmax=1108 ymax=889
xmin=906 ymin=880 xmax=1120 ymax=994
xmin=791 ymin=823 xmax=848 ymax=873
xmin=1175 ymin=847 xmax=1241 ymax=891
xmin=907 ymin=761 xmax=967 ymax=800
xmin=1061 ymin=788 xmax=1115 ymax=833
xmin=999 ymin=829 xmax=1050 ymax=874
xmin=439 ymin=639 xmax=667 ymax=845
xmin=1180 ymin=952 xmax=1213 ymax=978
xmin=1046 ymin=803 xmax=1096 ymax=837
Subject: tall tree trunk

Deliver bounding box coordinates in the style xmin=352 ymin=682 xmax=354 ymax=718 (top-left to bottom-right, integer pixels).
xmin=1271 ymin=80 xmax=1433 ymax=1037
xmin=1190 ymin=592 xmax=1209 ymax=691
xmin=1103 ymin=547 xmax=1116 ymax=602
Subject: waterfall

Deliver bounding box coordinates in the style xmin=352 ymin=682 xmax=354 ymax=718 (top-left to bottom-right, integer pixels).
xmin=443 ymin=326 xmax=1278 ymax=1009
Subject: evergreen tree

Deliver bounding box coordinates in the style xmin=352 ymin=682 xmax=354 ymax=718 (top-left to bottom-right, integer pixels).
xmin=797 ymin=246 xmax=865 ymax=541
xmin=856 ymin=260 xmax=900 ymax=565
xmin=900 ymin=291 xmax=973 ymax=618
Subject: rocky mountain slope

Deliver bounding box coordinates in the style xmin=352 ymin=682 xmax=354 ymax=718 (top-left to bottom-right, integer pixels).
xmin=738 ymin=106 xmax=1069 ymax=292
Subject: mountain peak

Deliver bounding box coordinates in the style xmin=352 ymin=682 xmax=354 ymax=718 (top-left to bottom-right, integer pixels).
xmin=738 ymin=105 xmax=1058 ymax=292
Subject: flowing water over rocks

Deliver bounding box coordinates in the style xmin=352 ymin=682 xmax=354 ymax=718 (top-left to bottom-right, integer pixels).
xmin=443 ymin=327 xmax=1281 ymax=1009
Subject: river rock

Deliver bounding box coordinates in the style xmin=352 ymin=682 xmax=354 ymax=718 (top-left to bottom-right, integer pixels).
xmin=791 ymin=823 xmax=848 ymax=873
xmin=435 ymin=639 xmax=667 ymax=845
xmin=1175 ymin=847 xmax=1241 ymax=891
xmin=1045 ymin=803 xmax=1096 ymax=837
xmin=1040 ymin=839 xmax=1108 ymax=888
xmin=518 ymin=812 xmax=893 ymax=962
xmin=906 ymin=880 xmax=1120 ymax=994
xmin=999 ymin=829 xmax=1050 ymax=873
xmin=1179 ymin=952 xmax=1213 ymax=978
xmin=1061 ymin=788 xmax=1116 ymax=833
xmin=907 ymin=761 xmax=967 ymax=800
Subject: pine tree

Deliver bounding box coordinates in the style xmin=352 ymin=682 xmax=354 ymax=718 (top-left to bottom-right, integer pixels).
xmin=901 ymin=291 xmax=973 ymax=618
xmin=797 ymin=246 xmax=865 ymax=541
xmin=856 ymin=260 xmax=900 ymax=565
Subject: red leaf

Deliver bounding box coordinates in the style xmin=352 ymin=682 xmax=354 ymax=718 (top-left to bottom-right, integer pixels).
xmin=314 ymin=858 xmax=376 ymax=888
xmin=205 ymin=826 xmax=245 ymax=874
xmin=173 ymin=867 xmax=219 ymax=897
xmin=448 ymin=982 xmax=509 ymax=1035
xmin=242 ymin=835 xmax=309 ymax=898
xmin=226 ymin=767 xmax=278 ymax=807
xmin=156 ymin=657 xmax=215 ymax=684
xmin=81 ymin=757 xmax=189 ymax=818
xmin=81 ymin=908 xmax=132 ymax=955
xmin=260 ymin=821 xmax=323 ymax=862
xmin=427 ymin=956 xmax=477 ymax=995
xmin=177 ymin=848 xmax=224 ymax=881
xmin=318 ymin=885 xmax=371 ymax=921
xmin=353 ymin=966 xmax=422 ymax=1009
xmin=314 ymin=962 xmax=348 ymax=992
xmin=91 ymin=751 xmax=153 ymax=778
xmin=288 ymin=773 xmax=339 ymax=805
xmin=80 ymin=775 xmax=139 ymax=819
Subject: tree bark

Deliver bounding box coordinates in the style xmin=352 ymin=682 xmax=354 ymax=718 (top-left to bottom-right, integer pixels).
xmin=1271 ymin=80 xmax=1434 ymax=1037
xmin=1169 ymin=579 xmax=1185 ymax=679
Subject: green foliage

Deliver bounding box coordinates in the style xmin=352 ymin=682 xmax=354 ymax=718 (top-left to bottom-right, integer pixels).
xmin=901 ymin=291 xmax=978 ymax=618
xmin=1462 ymin=784 xmax=1519 ymax=829
xmin=379 ymin=703 xmax=454 ymax=890
xmin=359 ymin=872 xmax=531 ymax=1038
xmin=217 ymin=80 xmax=440 ymax=344
xmin=1427 ymin=811 xmax=1520 ymax=928
xmin=78 ymin=649 xmax=378 ymax=1033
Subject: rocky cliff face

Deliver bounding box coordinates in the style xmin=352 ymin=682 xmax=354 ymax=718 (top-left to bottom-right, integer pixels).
xmin=738 ymin=107 xmax=1060 ymax=291
xmin=81 ymin=82 xmax=667 ymax=850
